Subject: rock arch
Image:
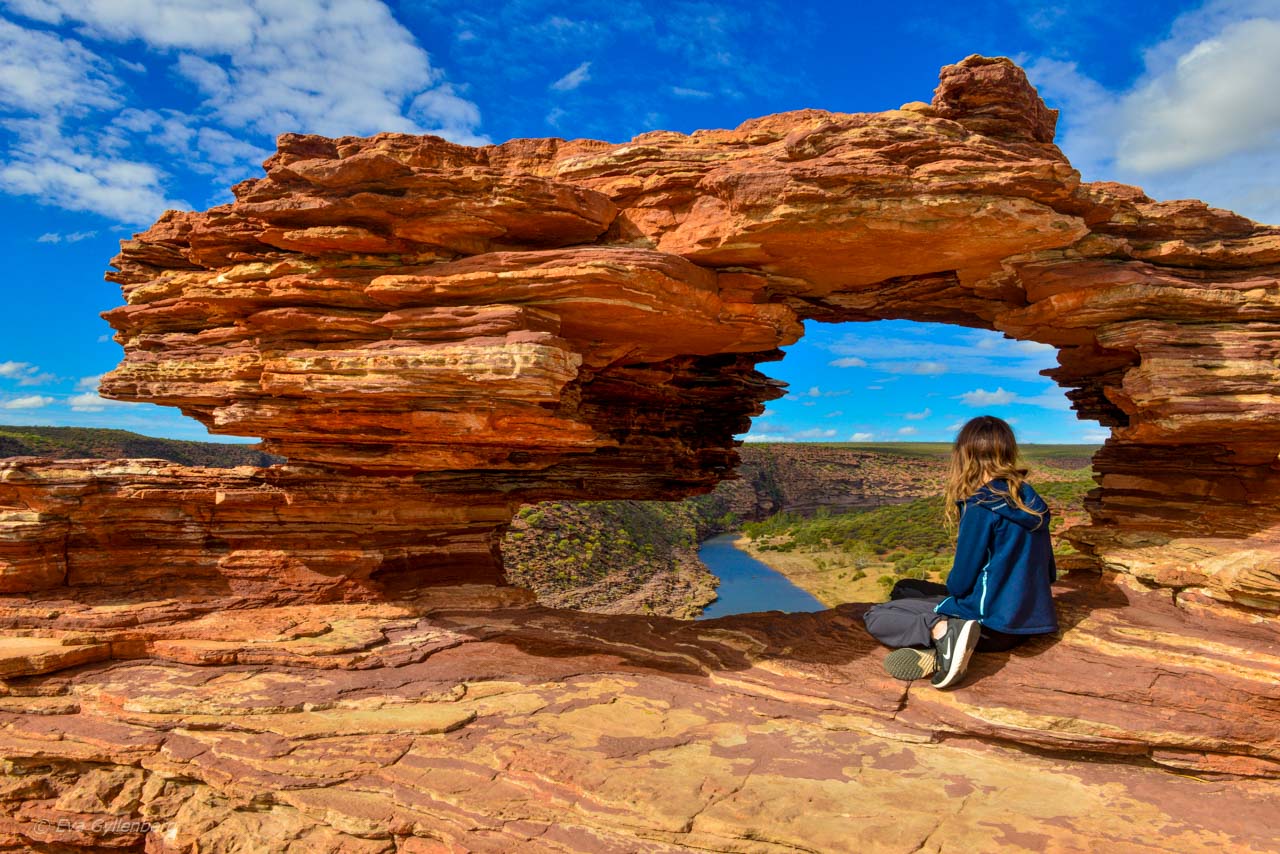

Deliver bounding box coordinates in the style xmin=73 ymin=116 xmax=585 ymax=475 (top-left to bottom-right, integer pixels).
xmin=72 ymin=55 xmax=1278 ymax=614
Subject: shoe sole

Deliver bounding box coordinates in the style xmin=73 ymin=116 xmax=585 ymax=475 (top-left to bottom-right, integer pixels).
xmin=932 ymin=621 xmax=980 ymax=689
xmin=883 ymin=648 xmax=936 ymax=680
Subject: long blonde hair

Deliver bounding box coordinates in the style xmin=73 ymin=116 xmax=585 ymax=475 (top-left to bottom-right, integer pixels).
xmin=942 ymin=415 xmax=1046 ymax=537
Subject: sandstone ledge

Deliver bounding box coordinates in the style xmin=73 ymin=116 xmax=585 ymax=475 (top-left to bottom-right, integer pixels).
xmin=0 ymin=575 xmax=1276 ymax=851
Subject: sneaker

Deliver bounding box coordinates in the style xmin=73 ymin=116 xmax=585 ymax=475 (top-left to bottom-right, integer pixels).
xmin=930 ymin=619 xmax=980 ymax=689
xmin=883 ymin=648 xmax=937 ymax=680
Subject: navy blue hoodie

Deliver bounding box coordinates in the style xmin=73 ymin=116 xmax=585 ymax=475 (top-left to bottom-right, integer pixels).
xmin=933 ymin=478 xmax=1059 ymax=635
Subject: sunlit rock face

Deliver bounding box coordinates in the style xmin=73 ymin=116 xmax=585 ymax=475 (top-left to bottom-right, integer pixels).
xmin=84 ymin=55 xmax=1279 ymax=610
xmin=1 ymin=54 xmax=1278 ymax=851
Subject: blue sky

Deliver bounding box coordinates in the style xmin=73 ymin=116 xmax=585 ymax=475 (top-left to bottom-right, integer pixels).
xmin=1 ymin=0 xmax=1276 ymax=444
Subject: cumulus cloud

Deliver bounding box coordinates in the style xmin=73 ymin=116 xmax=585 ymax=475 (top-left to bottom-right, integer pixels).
xmin=0 ymin=16 xmax=192 ymax=221
xmin=0 ymin=359 xmax=56 ymax=385
xmin=14 ymin=0 xmax=487 ymax=140
xmin=0 ymin=360 xmax=35 ymax=378
xmin=955 ymin=385 xmax=1071 ymax=410
xmin=1 ymin=118 xmax=188 ymax=222
xmin=0 ymin=17 xmax=119 ymax=114
xmin=822 ymin=327 xmax=1060 ymax=383
xmin=957 ymin=387 xmax=1018 ymax=406
xmin=0 ymin=0 xmax=488 ymax=222
xmin=550 ymin=61 xmax=591 ymax=91
xmin=3 ymin=394 xmax=54 ymax=408
xmin=739 ymin=423 xmax=839 ymax=442
xmin=67 ymin=391 xmax=122 ymax=411
xmin=1119 ymin=18 xmax=1280 ymax=172
xmin=741 ymin=432 xmax=787 ymax=442
xmin=902 ymin=407 xmax=931 ymax=420
xmin=896 ymin=426 xmax=918 ymax=436
xmin=849 ymin=431 xmax=875 ymax=441
xmin=1028 ymin=0 xmax=1280 ymax=224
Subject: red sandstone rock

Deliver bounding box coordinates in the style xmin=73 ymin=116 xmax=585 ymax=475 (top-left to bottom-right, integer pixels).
xmin=0 ymin=578 xmax=1276 ymax=851
xmin=89 ymin=55 xmax=1280 ymax=609
xmin=1 ymin=53 xmax=1279 ymax=850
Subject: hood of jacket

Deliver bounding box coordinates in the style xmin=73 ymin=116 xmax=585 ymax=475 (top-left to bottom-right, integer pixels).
xmin=965 ymin=478 xmax=1051 ymax=532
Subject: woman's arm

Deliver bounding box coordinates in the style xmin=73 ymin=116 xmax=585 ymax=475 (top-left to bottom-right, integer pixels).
xmin=945 ymin=501 xmax=995 ymax=598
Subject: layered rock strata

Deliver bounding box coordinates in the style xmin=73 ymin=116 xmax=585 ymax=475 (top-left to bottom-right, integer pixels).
xmin=1 ymin=54 xmax=1279 ymax=850
xmin=81 ymin=55 xmax=1278 ymax=610
xmin=0 ymin=577 xmax=1277 ymax=851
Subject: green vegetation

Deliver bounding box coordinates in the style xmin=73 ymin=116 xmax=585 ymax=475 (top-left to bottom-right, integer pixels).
xmin=796 ymin=442 xmax=1101 ymax=460
xmin=503 ymin=443 xmax=1100 ymax=613
xmin=0 ymin=425 xmax=281 ymax=468
xmin=502 ymin=498 xmax=731 ymax=618
xmin=736 ymin=464 xmax=1095 ymax=604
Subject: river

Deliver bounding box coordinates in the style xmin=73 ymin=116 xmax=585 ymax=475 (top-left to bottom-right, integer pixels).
xmin=695 ymin=532 xmax=826 ymax=619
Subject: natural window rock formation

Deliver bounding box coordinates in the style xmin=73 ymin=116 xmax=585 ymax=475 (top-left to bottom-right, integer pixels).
xmin=1 ymin=56 xmax=1278 ymax=851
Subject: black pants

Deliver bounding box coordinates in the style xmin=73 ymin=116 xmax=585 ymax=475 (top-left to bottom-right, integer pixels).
xmin=862 ymin=578 xmax=1029 ymax=653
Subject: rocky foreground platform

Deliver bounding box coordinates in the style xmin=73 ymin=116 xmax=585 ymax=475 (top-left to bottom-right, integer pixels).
xmin=1 ymin=574 xmax=1276 ymax=852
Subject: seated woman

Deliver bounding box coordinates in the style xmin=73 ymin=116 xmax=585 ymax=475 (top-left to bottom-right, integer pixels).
xmin=862 ymin=415 xmax=1059 ymax=689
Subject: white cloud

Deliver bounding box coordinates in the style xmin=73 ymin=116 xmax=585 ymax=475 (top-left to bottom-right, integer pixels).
xmin=946 ymin=420 xmax=965 ymax=431
xmin=0 ymin=17 xmax=119 ymax=115
xmin=902 ymin=407 xmax=931 ymax=420
xmin=954 ymin=386 xmax=1071 ymax=410
xmin=1 ymin=118 xmax=189 ymax=222
xmin=1028 ymin=1 xmax=1280 ymax=224
xmin=0 ymin=1 xmax=489 ymax=222
xmin=75 ymin=374 xmax=102 ymax=390
xmin=0 ymin=359 xmax=55 ymax=385
xmin=671 ymin=85 xmax=712 ymax=98
xmin=551 ymin=60 xmax=591 ymax=92
xmin=1120 ymin=17 xmax=1280 ymax=172
xmin=824 ymin=327 xmax=1060 ymax=383
xmin=849 ymin=431 xmax=874 ymax=441
xmin=793 ymin=427 xmax=837 ymax=439
xmin=0 ymin=17 xmax=188 ymax=220
xmin=37 ymin=229 xmax=96 ymax=242
xmin=3 ymin=394 xmax=54 ymax=409
xmin=897 ymin=426 xmax=918 ymax=436
xmin=0 ymin=360 xmax=34 ymax=379
xmin=742 ymin=432 xmax=788 ymax=442
xmin=67 ymin=391 xmax=122 ymax=411
xmin=829 ymin=356 xmax=867 ymax=368
xmin=19 ymin=0 xmax=487 ymax=141
xmin=957 ymin=387 xmax=1019 ymax=406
